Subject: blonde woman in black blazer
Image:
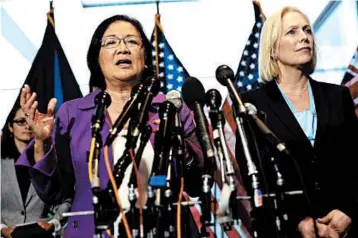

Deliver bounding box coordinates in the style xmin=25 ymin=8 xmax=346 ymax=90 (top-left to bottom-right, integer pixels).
xmin=236 ymin=6 xmax=358 ymax=238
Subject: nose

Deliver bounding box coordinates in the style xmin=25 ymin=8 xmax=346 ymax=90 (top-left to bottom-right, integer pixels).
xmin=115 ymin=40 xmax=130 ymax=54
xmin=299 ymin=29 xmax=309 ymax=42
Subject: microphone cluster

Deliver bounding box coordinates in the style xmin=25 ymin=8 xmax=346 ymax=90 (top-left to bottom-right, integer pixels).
xmin=84 ymin=66 xmax=303 ymax=238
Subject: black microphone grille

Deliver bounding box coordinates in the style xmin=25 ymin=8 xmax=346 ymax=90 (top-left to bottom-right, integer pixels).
xmin=215 ymin=65 xmax=235 ymax=86
xmin=95 ymin=91 xmax=111 ymax=107
xmin=144 ymin=76 xmax=161 ymax=96
xmin=182 ymin=77 xmax=206 ymax=110
xmin=205 ymin=89 xmax=222 ymax=108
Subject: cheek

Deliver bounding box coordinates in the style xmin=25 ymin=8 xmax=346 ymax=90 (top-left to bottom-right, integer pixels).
xmin=99 ymin=51 xmax=113 ymax=70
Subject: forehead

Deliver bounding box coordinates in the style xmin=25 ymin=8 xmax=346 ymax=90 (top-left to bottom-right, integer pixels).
xmin=14 ymin=109 xmax=24 ymax=118
xmin=103 ymin=21 xmax=140 ymax=38
xmin=282 ymin=11 xmax=310 ymax=29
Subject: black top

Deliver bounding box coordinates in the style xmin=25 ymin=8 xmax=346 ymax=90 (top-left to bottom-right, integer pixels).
xmin=236 ymin=77 xmax=358 ymax=237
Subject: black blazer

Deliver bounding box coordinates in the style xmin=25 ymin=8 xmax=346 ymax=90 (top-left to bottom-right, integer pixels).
xmin=235 ymin=77 xmax=358 ymax=236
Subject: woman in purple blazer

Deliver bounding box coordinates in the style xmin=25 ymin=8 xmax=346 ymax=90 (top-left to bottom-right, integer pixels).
xmin=17 ymin=15 xmax=204 ymax=237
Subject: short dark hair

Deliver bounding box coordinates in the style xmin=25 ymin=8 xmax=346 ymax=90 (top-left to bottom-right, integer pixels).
xmin=87 ymin=15 xmax=153 ymax=91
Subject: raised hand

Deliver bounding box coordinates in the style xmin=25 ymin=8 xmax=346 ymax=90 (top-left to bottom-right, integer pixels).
xmin=20 ymin=84 xmax=57 ymax=141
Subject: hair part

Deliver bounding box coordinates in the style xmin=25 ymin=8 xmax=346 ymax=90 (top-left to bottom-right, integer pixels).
xmin=259 ymin=6 xmax=317 ymax=81
xmin=87 ymin=15 xmax=153 ymax=91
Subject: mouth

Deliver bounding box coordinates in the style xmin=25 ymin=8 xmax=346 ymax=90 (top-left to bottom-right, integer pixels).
xmin=116 ymin=59 xmax=132 ymax=67
xmin=297 ymin=47 xmax=311 ymax=52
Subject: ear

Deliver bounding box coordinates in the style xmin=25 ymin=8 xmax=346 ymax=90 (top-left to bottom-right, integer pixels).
xmin=8 ymin=123 xmax=13 ymax=133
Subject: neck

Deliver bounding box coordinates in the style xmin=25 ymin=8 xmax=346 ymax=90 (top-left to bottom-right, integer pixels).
xmin=277 ymin=64 xmax=309 ymax=93
xmin=105 ymin=78 xmax=140 ymax=103
xmin=14 ymin=138 xmax=28 ymax=154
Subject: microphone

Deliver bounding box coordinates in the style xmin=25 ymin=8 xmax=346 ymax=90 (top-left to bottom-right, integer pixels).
xmin=245 ymin=102 xmax=290 ymax=236
xmin=244 ymin=103 xmax=290 ymax=156
xmin=216 ymin=65 xmax=246 ymax=114
xmin=182 ymin=77 xmax=215 ymax=234
xmin=182 ymin=77 xmax=215 ymax=171
xmin=105 ymin=82 xmax=146 ymax=146
xmin=92 ymin=91 xmax=111 ymax=137
xmin=216 ymin=66 xmax=263 ymax=211
xmin=166 ymin=90 xmax=183 ymax=130
xmin=205 ymin=89 xmax=239 ymax=221
xmin=166 ymin=90 xmax=185 ymax=180
xmin=127 ymin=76 xmax=161 ymax=147
xmin=149 ymin=100 xmax=176 ymax=187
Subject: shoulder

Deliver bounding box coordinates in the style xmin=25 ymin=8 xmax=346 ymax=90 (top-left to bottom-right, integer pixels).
xmin=56 ymin=90 xmax=99 ymax=118
xmin=311 ymin=79 xmax=348 ymax=94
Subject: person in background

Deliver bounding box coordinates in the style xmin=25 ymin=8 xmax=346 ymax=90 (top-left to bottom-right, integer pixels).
xmin=17 ymin=14 xmax=204 ymax=237
xmin=1 ymin=106 xmax=71 ymax=238
xmin=236 ymin=6 xmax=358 ymax=238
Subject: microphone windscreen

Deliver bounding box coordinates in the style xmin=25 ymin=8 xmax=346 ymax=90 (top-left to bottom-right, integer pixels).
xmin=144 ymin=76 xmax=161 ymax=95
xmin=182 ymin=77 xmax=206 ymax=110
xmin=94 ymin=91 xmax=111 ymax=107
xmin=244 ymin=102 xmax=258 ymax=115
xmin=215 ymin=65 xmax=235 ymax=86
xmin=205 ymin=89 xmax=222 ymax=108
xmin=166 ymin=90 xmax=182 ymax=110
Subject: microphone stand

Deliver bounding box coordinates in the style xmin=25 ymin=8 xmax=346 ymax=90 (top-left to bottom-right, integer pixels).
xmin=207 ymin=104 xmax=237 ymax=229
xmin=216 ymin=111 xmax=240 ymax=223
xmin=231 ymin=104 xmax=263 ymax=238
xmin=127 ymin=125 xmax=153 ymax=238
xmin=91 ymin=136 xmax=107 ymax=238
xmin=270 ymin=156 xmax=289 ymax=238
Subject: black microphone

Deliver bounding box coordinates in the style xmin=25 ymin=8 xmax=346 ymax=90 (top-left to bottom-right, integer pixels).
xmin=182 ymin=77 xmax=215 ymax=234
xmin=216 ymin=65 xmax=247 ymax=114
xmin=127 ymin=76 xmax=161 ymax=148
xmin=149 ymin=100 xmax=176 ymax=188
xmin=244 ymin=103 xmax=290 ymax=156
xmin=182 ymin=77 xmax=215 ymax=171
xmin=105 ymin=82 xmax=146 ymax=146
xmin=92 ymin=91 xmax=111 ymax=137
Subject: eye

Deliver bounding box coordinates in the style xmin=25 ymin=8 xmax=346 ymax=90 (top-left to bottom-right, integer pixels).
xmin=125 ymin=37 xmax=141 ymax=46
xmin=304 ymin=28 xmax=312 ymax=34
xmin=287 ymin=29 xmax=295 ymax=35
xmin=102 ymin=38 xmax=118 ymax=47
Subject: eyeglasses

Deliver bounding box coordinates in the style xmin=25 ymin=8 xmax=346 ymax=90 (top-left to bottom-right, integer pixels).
xmin=13 ymin=118 xmax=27 ymax=126
xmin=101 ymin=35 xmax=143 ymax=49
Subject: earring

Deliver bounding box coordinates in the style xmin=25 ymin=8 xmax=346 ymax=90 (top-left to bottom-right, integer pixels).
xmin=272 ymin=55 xmax=277 ymax=60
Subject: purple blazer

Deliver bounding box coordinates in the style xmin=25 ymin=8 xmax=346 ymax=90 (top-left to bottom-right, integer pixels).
xmin=16 ymin=89 xmax=204 ymax=238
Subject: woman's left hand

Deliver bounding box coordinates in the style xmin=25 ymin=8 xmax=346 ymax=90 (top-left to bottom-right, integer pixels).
xmin=37 ymin=221 xmax=54 ymax=231
xmin=317 ymin=209 xmax=351 ymax=237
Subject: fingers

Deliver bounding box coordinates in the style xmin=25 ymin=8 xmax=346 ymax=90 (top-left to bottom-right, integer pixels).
xmin=47 ymin=98 xmax=57 ymax=117
xmin=20 ymin=84 xmax=31 ymax=107
xmin=298 ymin=218 xmax=315 ymax=238
xmin=318 ymin=210 xmax=335 ymax=224
xmin=22 ymin=92 xmax=37 ymax=119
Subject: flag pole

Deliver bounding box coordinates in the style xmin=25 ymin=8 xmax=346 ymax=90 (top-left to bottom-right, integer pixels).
xmin=252 ymin=0 xmax=266 ymax=21
xmin=154 ymin=0 xmax=160 ymax=82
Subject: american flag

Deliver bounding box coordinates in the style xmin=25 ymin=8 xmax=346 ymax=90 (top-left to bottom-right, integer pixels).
xmin=341 ymin=46 xmax=358 ymax=117
xmin=150 ymin=13 xmax=252 ymax=237
xmin=234 ymin=0 xmax=264 ymax=93
xmin=151 ymin=13 xmax=189 ymax=94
